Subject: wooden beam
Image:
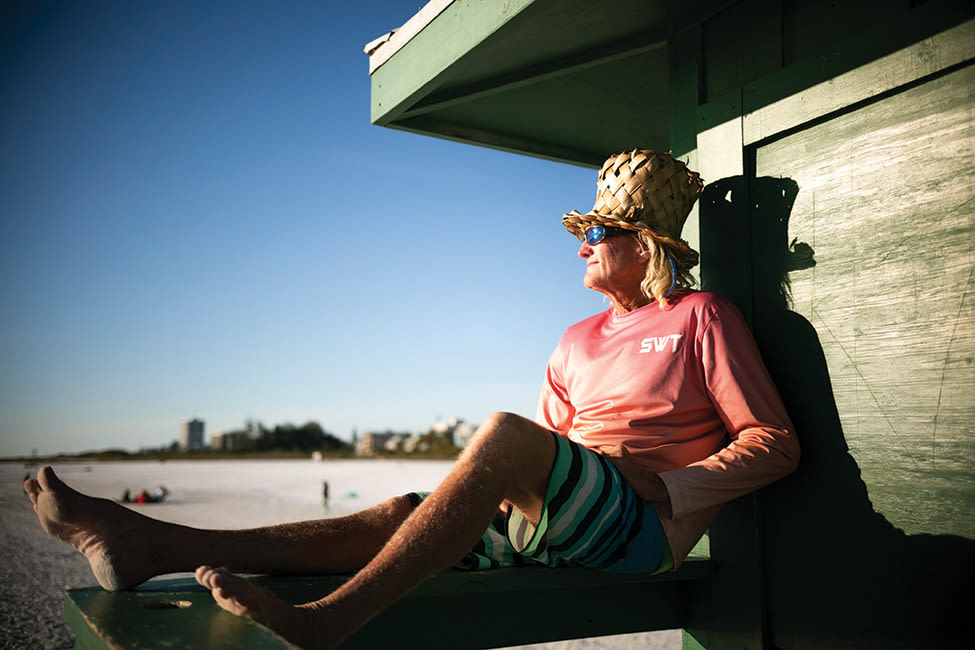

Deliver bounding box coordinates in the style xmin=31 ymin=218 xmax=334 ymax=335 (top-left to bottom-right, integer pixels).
xmin=369 ymin=0 xmax=535 ymax=126
xmin=398 ymin=34 xmax=666 ymax=120
xmin=385 ymin=116 xmax=606 ymax=167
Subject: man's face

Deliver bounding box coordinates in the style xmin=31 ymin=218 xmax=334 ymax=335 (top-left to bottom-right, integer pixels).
xmin=578 ymin=232 xmax=647 ymax=297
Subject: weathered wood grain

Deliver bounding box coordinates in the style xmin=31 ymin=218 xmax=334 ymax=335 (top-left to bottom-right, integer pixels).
xmin=755 ymin=63 xmax=975 ymax=538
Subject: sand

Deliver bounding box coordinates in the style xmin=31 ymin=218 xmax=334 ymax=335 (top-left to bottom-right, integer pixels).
xmin=0 ymin=459 xmax=679 ymax=649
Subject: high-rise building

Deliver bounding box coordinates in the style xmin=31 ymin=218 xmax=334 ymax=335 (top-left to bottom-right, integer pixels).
xmin=180 ymin=418 xmax=205 ymax=450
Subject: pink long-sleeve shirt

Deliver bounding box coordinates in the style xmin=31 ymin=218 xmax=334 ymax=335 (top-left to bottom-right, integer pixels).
xmin=535 ymin=290 xmax=799 ymax=567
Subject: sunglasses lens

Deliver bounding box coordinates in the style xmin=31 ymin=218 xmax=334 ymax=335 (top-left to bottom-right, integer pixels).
xmin=584 ymin=226 xmax=606 ymax=245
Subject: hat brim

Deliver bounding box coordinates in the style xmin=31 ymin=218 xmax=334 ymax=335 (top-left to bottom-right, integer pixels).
xmin=562 ymin=209 xmax=698 ymax=261
xmin=562 ymin=209 xmax=645 ymax=240
xmin=562 ymin=210 xmax=640 ymax=238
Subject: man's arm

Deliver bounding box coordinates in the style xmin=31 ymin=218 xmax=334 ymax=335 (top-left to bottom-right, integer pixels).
xmin=535 ymin=341 xmax=575 ymax=434
xmin=659 ymin=302 xmax=800 ymax=519
xmin=599 ymin=444 xmax=673 ymax=516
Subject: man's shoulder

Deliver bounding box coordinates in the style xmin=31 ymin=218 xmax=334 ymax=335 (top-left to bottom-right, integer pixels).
xmin=671 ymin=290 xmax=739 ymax=315
xmin=659 ymin=292 xmax=751 ymax=335
xmin=670 ymin=291 xmax=754 ymax=341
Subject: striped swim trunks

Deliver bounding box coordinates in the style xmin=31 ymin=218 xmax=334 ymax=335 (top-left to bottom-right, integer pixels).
xmin=409 ymin=432 xmax=668 ymax=574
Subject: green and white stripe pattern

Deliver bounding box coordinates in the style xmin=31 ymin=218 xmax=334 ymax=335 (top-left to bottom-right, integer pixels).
xmin=450 ymin=433 xmax=667 ymax=573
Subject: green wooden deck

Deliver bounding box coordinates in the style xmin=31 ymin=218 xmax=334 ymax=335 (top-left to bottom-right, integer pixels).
xmin=65 ymin=558 xmax=713 ymax=649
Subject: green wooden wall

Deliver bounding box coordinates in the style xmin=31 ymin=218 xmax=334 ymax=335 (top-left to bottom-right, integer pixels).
xmin=755 ymin=63 xmax=974 ymax=541
xmin=679 ymin=2 xmax=974 ymax=647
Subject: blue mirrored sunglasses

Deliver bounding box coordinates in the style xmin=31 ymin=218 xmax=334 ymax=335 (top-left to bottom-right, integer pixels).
xmin=583 ymin=225 xmax=631 ymax=245
xmin=582 ymin=225 xmax=680 ymax=297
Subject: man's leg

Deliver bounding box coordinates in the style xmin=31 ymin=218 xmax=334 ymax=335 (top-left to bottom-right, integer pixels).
xmin=24 ymin=466 xmax=416 ymax=590
xmin=195 ymin=412 xmax=557 ymax=649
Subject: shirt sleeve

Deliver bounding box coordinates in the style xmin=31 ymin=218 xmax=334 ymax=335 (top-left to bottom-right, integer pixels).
xmin=535 ymin=341 xmax=574 ymax=435
xmin=658 ymin=302 xmax=800 ymax=518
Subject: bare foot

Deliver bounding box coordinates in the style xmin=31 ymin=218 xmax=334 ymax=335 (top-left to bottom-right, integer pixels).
xmin=24 ymin=466 xmax=165 ymax=590
xmin=195 ymin=566 xmax=333 ymax=649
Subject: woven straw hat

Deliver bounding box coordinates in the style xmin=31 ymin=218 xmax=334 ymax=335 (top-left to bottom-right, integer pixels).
xmin=563 ymin=149 xmax=704 ymax=251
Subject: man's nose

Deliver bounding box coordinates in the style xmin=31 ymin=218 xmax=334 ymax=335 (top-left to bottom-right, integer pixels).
xmin=578 ymin=241 xmax=592 ymax=258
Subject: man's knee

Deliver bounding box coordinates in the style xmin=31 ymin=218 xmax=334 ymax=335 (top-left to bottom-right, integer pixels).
xmin=464 ymin=412 xmax=554 ymax=469
xmin=468 ymin=413 xmax=555 ymax=519
xmin=472 ymin=412 xmax=540 ymax=447
xmin=480 ymin=410 xmax=525 ymax=432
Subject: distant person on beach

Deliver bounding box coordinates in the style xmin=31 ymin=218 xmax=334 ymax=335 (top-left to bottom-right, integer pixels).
xmin=120 ymin=486 xmax=167 ymax=504
xmin=25 ymin=150 xmax=799 ymax=650
xmin=151 ymin=485 xmax=168 ymax=502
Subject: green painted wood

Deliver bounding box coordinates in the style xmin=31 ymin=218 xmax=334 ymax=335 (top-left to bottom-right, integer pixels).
xmin=65 ymin=560 xmax=713 ymax=649
xmin=697 ymin=47 xmax=975 ymax=649
xmin=368 ymin=0 xmax=972 ymax=166
xmin=755 ymin=62 xmax=975 ymax=542
xmin=667 ymin=24 xmax=702 ymax=160
xmin=682 ymin=628 xmax=708 ymax=650
xmin=404 ymin=39 xmax=665 ymax=121
xmin=369 ymin=0 xmax=674 ymax=165
xmin=690 ymin=8 xmax=975 ymax=648
xmin=63 ymin=580 xmax=291 ymax=649
xmin=695 ymin=0 xmax=973 ymax=136
xmin=700 ymin=0 xmax=783 ymax=104
xmin=742 ymin=16 xmax=975 ymax=146
xmin=369 ymin=0 xmax=535 ymax=125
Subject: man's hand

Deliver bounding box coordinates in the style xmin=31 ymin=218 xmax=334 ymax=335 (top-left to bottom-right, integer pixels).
xmin=598 ymin=445 xmax=670 ymax=504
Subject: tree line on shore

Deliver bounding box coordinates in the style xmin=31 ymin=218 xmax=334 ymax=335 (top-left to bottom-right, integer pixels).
xmin=20 ymin=419 xmax=461 ymax=461
xmin=220 ymin=420 xmax=349 ymax=454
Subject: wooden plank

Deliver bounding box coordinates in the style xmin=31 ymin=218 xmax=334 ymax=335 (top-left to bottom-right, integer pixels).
xmin=402 ymin=38 xmax=666 ymax=121
xmin=754 ymin=62 xmax=975 ymax=539
xmin=369 ymin=0 xmax=535 ymax=125
xmin=742 ymin=17 xmax=975 ymax=145
xmin=63 ymin=581 xmax=290 ymax=649
xmin=696 ymin=105 xmax=749 ymax=314
xmin=387 ymin=115 xmax=606 ymax=167
xmin=366 ymin=0 xmax=454 ymax=74
xmin=65 ymin=560 xmax=713 ymax=649
xmin=700 ymin=0 xmax=782 ymax=103
xmin=749 ymin=50 xmax=975 ymax=650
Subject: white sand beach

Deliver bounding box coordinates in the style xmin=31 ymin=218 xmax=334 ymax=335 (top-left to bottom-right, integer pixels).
xmin=1 ymin=459 xmax=679 ymax=649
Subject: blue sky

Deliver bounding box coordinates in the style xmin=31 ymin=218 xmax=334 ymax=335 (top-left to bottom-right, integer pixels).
xmin=0 ymin=1 xmax=605 ymax=457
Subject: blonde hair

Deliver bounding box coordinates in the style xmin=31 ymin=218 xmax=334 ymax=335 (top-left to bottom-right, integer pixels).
xmin=635 ymin=231 xmax=699 ymax=308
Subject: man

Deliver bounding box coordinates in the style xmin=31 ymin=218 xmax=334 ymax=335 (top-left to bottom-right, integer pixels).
xmin=25 ymin=149 xmax=799 ymax=649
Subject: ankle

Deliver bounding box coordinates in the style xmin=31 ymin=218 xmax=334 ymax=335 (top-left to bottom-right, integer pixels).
xmin=293 ymin=600 xmax=350 ymax=650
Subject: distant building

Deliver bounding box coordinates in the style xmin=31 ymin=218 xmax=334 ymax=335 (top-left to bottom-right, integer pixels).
xmin=433 ymin=417 xmax=477 ymax=447
xmin=180 ymin=418 xmax=205 ymax=450
xmin=452 ymin=421 xmax=476 ymax=447
xmin=210 ymin=430 xmax=248 ymax=451
xmin=356 ymin=430 xmax=410 ymax=456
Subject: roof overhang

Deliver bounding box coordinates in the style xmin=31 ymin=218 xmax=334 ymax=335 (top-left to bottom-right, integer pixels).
xmin=365 ymin=0 xmax=673 ymax=167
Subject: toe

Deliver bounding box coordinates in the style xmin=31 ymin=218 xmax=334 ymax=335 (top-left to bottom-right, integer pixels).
xmin=38 ymin=466 xmax=58 ymax=490
xmin=195 ymin=565 xmax=217 ymax=589
xmin=24 ymin=479 xmax=39 ymax=503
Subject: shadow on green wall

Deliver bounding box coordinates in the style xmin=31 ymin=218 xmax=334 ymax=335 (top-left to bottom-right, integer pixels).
xmin=699 ymin=176 xmax=975 ymax=649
